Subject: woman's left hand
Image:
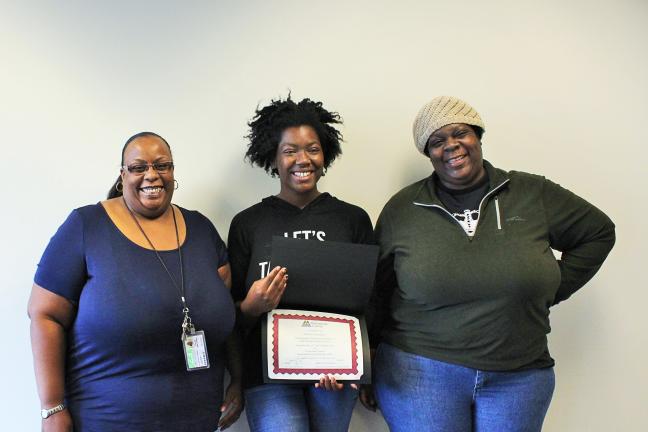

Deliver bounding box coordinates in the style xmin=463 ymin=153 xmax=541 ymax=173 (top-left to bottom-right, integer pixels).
xmin=314 ymin=374 xmax=359 ymax=392
xmin=218 ymin=381 xmax=244 ymax=430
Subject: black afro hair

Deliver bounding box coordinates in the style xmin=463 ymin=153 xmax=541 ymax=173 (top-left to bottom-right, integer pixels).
xmin=245 ymin=95 xmax=343 ymax=176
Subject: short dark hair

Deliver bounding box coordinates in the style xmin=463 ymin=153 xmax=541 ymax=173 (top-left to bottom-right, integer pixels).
xmin=469 ymin=125 xmax=484 ymax=139
xmin=107 ymin=132 xmax=171 ymax=199
xmin=245 ymin=95 xmax=343 ymax=176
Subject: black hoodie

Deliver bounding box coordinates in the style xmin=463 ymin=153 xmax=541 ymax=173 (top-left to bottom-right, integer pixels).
xmin=228 ymin=193 xmax=374 ymax=388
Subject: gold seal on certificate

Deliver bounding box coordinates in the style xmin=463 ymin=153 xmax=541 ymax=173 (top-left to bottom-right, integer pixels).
xmin=267 ymin=309 xmax=364 ymax=381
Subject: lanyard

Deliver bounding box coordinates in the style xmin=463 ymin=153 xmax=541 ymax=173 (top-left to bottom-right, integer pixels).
xmin=123 ymin=198 xmax=194 ymax=335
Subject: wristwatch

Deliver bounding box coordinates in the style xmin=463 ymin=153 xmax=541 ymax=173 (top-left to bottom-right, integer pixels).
xmin=41 ymin=403 xmax=65 ymax=419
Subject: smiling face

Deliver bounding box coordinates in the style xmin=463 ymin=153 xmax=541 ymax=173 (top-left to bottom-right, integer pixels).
xmin=120 ymin=135 xmax=174 ymax=218
xmin=427 ymin=123 xmax=486 ymax=190
xmin=274 ymin=125 xmax=324 ymax=207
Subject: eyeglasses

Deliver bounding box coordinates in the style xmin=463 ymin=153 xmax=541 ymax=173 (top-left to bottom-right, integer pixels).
xmin=123 ymin=161 xmax=174 ymax=175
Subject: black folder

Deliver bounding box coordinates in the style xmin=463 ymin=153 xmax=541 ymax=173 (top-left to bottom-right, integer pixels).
xmin=270 ymin=236 xmax=379 ymax=314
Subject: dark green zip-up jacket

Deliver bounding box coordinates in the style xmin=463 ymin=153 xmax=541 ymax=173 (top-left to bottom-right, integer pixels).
xmin=368 ymin=161 xmax=615 ymax=371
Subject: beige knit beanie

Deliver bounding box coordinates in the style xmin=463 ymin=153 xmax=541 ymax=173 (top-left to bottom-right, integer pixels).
xmin=413 ymin=96 xmax=485 ymax=155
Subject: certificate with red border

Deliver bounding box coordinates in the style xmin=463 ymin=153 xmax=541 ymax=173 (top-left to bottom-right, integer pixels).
xmin=266 ymin=309 xmax=363 ymax=380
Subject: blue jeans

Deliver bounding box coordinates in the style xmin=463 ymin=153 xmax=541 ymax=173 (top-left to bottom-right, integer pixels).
xmin=374 ymin=343 xmax=555 ymax=432
xmin=244 ymin=383 xmax=358 ymax=432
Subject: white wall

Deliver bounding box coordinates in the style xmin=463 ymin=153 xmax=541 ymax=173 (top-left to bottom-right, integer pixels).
xmin=2 ymin=0 xmax=646 ymax=430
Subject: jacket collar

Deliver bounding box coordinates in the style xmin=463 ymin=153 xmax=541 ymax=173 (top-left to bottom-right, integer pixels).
xmin=413 ymin=160 xmax=510 ymax=206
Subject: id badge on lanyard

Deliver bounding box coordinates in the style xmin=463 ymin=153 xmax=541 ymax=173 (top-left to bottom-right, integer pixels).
xmin=182 ymin=312 xmax=210 ymax=371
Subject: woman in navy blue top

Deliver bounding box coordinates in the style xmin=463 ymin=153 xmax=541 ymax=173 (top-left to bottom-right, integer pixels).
xmin=28 ymin=132 xmax=241 ymax=431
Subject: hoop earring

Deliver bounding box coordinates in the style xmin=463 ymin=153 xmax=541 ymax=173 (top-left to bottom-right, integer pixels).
xmin=115 ymin=181 xmax=123 ymax=192
xmin=321 ymin=168 xmax=327 ymax=177
xmin=174 ymin=180 xmax=179 ymax=190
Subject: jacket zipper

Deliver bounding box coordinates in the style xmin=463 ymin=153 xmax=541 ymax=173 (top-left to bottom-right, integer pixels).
xmin=467 ymin=180 xmax=509 ymax=239
xmin=412 ymin=202 xmax=466 ymax=232
xmin=413 ymin=179 xmax=510 ymax=240
xmin=495 ymin=197 xmax=502 ymax=230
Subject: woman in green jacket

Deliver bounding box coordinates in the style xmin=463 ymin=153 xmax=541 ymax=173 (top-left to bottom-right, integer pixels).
xmin=363 ymin=96 xmax=615 ymax=432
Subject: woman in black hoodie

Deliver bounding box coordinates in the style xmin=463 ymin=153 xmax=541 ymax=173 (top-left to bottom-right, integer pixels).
xmin=228 ymin=95 xmax=373 ymax=432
